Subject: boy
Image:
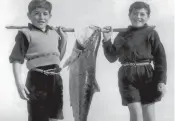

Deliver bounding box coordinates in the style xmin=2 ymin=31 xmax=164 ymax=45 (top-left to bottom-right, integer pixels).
xmin=9 ymin=0 xmax=67 ymax=121
xmin=102 ymin=1 xmax=167 ymax=121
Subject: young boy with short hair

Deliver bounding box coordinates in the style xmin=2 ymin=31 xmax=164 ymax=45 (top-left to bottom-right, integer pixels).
xmin=102 ymin=1 xmax=167 ymax=121
xmin=9 ymin=0 xmax=67 ymax=121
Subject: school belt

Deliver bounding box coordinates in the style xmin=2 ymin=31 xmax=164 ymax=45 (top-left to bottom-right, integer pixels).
xmin=122 ymin=62 xmax=150 ymax=67
xmin=31 ymin=68 xmax=60 ymax=75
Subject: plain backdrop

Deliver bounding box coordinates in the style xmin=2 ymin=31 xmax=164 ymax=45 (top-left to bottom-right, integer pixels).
xmin=0 ymin=0 xmax=174 ymax=121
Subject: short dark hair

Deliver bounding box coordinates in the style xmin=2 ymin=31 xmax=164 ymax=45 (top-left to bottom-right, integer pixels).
xmin=129 ymin=1 xmax=150 ymax=16
xmin=28 ymin=0 xmax=52 ymax=14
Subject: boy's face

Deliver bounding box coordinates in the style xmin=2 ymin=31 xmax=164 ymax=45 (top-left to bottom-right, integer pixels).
xmin=129 ymin=8 xmax=149 ymax=28
xmin=28 ymin=8 xmax=51 ymax=30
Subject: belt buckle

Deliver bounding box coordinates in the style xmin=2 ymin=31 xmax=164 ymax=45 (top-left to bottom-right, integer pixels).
xmin=129 ymin=62 xmax=136 ymax=67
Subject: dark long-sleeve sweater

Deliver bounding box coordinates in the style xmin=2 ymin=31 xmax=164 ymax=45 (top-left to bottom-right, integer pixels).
xmin=102 ymin=24 xmax=167 ymax=84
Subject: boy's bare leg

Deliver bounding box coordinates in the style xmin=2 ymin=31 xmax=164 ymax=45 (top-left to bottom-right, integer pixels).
xmin=49 ymin=118 xmax=58 ymax=121
xmin=128 ymin=102 xmax=143 ymax=121
xmin=142 ymin=103 xmax=155 ymax=121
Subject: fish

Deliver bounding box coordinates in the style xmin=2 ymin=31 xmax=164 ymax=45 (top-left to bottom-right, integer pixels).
xmin=63 ymin=25 xmax=101 ymax=121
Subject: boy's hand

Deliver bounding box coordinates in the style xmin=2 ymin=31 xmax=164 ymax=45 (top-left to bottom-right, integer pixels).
xmin=57 ymin=26 xmax=68 ymax=40
xmin=16 ymin=83 xmax=30 ymax=101
xmin=102 ymin=26 xmax=113 ymax=42
xmin=157 ymin=83 xmax=166 ymax=98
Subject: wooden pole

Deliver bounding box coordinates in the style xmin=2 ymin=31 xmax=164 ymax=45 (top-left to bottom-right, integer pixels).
xmin=5 ymin=26 xmax=128 ymax=32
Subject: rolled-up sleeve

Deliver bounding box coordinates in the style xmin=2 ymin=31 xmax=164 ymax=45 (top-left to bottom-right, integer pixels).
xmin=9 ymin=31 xmax=29 ymax=64
xmin=150 ymin=30 xmax=167 ymax=84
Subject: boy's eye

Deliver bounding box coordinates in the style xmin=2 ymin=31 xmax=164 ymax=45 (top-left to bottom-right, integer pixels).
xmin=34 ymin=12 xmax=39 ymax=15
xmin=132 ymin=12 xmax=147 ymax=17
xmin=43 ymin=12 xmax=49 ymax=16
xmin=133 ymin=12 xmax=138 ymax=16
xmin=140 ymin=13 xmax=146 ymax=16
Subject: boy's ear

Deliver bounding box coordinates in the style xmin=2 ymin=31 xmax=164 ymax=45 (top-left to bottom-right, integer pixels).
xmin=128 ymin=12 xmax=131 ymax=17
xmin=128 ymin=13 xmax=131 ymax=19
xmin=27 ymin=12 xmax=31 ymax=20
xmin=49 ymin=14 xmax=52 ymax=19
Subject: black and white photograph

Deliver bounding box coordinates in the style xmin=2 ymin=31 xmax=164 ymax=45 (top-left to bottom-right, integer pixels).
xmin=0 ymin=0 xmax=174 ymax=121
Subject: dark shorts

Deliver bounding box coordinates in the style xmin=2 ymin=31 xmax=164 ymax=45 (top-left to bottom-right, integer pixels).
xmin=118 ymin=64 xmax=162 ymax=106
xmin=26 ymin=65 xmax=63 ymax=121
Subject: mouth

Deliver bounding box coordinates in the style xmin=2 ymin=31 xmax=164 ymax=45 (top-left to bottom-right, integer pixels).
xmin=133 ymin=19 xmax=143 ymax=23
xmin=38 ymin=21 xmax=46 ymax=24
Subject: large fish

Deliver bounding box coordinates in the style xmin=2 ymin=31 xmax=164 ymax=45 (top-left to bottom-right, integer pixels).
xmin=63 ymin=26 xmax=101 ymax=121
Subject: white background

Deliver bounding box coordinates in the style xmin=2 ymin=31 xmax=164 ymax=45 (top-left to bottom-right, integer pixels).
xmin=0 ymin=0 xmax=174 ymax=121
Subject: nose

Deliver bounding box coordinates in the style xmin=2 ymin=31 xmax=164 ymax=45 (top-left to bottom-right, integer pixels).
xmin=39 ymin=13 xmax=44 ymax=19
xmin=136 ymin=14 xmax=141 ymax=19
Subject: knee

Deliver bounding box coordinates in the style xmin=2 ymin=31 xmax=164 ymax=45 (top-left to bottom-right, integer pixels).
xmin=142 ymin=103 xmax=155 ymax=121
xmin=49 ymin=118 xmax=58 ymax=121
xmin=129 ymin=108 xmax=143 ymax=118
xmin=128 ymin=102 xmax=143 ymax=119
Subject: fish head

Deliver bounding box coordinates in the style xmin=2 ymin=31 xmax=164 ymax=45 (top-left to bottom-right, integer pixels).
xmin=63 ymin=26 xmax=101 ymax=68
xmin=75 ymin=25 xmax=101 ymax=48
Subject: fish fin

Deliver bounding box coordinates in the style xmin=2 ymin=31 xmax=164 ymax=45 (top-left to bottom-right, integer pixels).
xmin=63 ymin=56 xmax=77 ymax=68
xmin=93 ymin=79 xmax=100 ymax=92
xmin=63 ymin=57 xmax=72 ymax=68
xmin=63 ymin=48 xmax=82 ymax=68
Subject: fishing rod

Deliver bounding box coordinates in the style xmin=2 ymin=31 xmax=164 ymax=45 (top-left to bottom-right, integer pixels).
xmin=5 ymin=26 xmax=127 ymax=32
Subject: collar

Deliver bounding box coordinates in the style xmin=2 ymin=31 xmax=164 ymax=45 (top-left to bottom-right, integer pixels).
xmin=127 ymin=24 xmax=148 ymax=31
xmin=28 ymin=23 xmax=53 ymax=32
